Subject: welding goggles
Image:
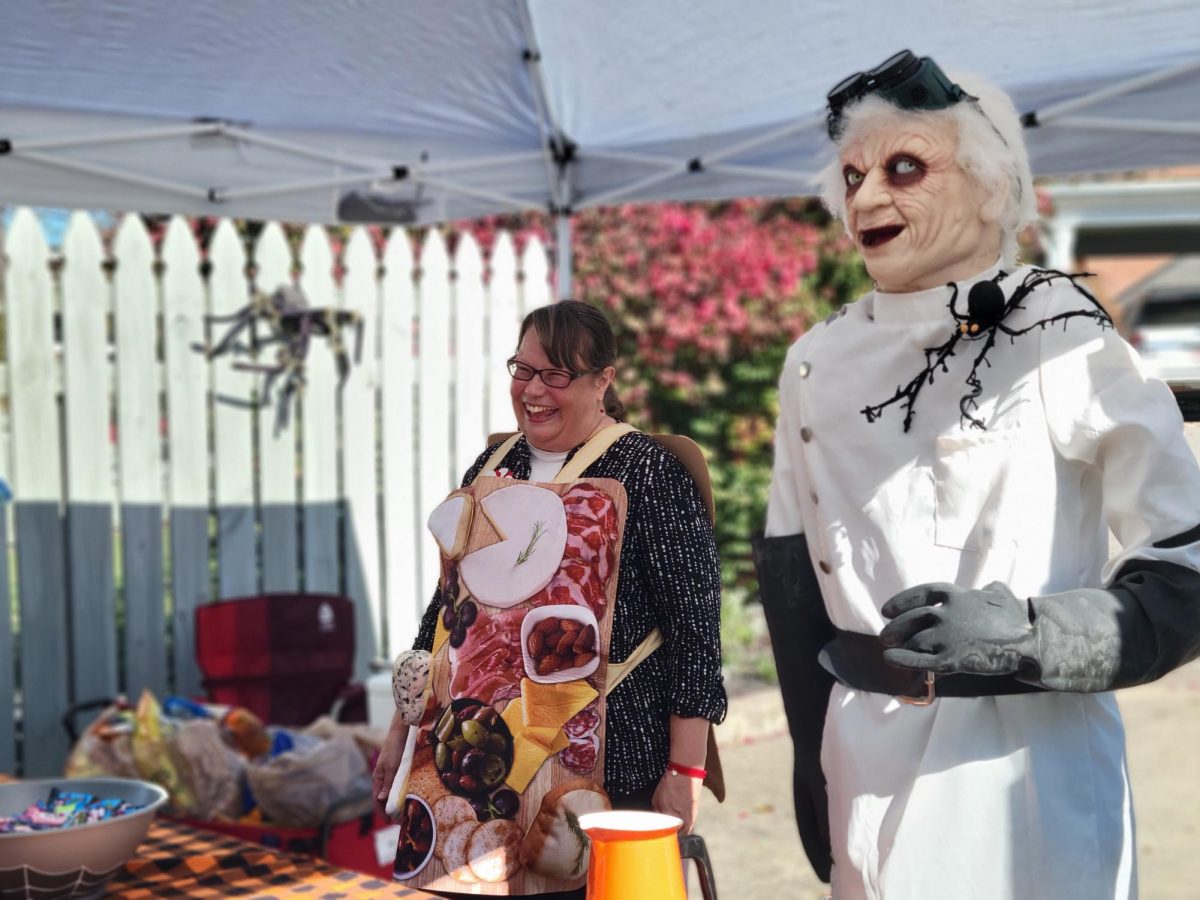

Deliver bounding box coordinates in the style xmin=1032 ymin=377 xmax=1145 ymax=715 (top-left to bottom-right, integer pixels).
xmin=825 ymin=50 xmax=970 ymax=140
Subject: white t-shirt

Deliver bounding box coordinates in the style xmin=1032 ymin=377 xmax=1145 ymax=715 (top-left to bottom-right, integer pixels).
xmin=527 ymin=442 xmax=570 ymax=483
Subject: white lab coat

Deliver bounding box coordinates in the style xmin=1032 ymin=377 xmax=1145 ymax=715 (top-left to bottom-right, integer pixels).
xmin=766 ymin=263 xmax=1200 ymax=900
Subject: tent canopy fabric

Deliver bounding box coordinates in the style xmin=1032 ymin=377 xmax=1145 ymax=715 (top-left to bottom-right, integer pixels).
xmin=0 ymin=0 xmax=1198 ymax=226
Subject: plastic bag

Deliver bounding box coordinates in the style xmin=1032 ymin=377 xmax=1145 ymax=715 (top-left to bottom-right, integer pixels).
xmin=244 ymin=733 xmax=372 ymax=828
xmin=303 ymin=715 xmax=384 ymax=765
xmin=67 ymin=690 xmax=244 ymax=820
xmin=128 ymin=690 xmax=198 ymax=812
xmin=63 ymin=701 xmax=138 ymax=780
xmin=172 ymin=718 xmax=245 ymax=820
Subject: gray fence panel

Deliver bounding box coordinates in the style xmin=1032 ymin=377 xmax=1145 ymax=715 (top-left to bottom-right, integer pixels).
xmin=15 ymin=504 xmax=70 ymax=775
xmin=169 ymin=508 xmax=209 ymax=698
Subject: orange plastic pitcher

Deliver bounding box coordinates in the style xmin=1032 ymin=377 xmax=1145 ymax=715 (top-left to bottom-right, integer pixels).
xmin=578 ymin=811 xmax=717 ymax=900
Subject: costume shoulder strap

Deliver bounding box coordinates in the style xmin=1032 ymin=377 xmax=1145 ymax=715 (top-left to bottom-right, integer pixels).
xmin=473 ymin=433 xmax=523 ymax=484
xmin=653 ymin=433 xmax=715 ymax=526
xmin=553 ymin=422 xmax=637 ymax=483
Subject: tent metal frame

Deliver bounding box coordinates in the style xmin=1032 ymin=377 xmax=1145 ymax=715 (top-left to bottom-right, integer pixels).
xmin=4 ymin=55 xmax=1198 ymax=301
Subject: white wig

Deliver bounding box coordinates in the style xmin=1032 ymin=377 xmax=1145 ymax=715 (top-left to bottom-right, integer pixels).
xmin=818 ymin=71 xmax=1037 ymax=267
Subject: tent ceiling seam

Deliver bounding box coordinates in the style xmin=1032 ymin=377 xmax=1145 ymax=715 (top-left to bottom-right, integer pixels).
xmin=220 ymin=126 xmax=385 ymax=172
xmin=10 ymin=122 xmax=218 ymax=153
xmin=1050 ymin=116 xmax=1200 ymax=137
xmin=578 ymin=115 xmax=823 ymax=207
xmin=1032 ymin=57 xmax=1200 ymax=125
xmin=14 ymin=149 xmax=211 ymax=201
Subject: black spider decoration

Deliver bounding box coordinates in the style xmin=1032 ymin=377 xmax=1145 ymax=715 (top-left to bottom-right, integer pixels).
xmin=193 ymin=285 xmax=364 ymax=434
xmin=862 ymin=268 xmax=1113 ymax=432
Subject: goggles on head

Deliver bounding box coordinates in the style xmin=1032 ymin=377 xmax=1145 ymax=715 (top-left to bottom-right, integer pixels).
xmin=825 ymin=49 xmax=970 ymax=140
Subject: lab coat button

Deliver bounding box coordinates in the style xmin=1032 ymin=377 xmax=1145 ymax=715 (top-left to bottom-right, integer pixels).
xmin=810 ymin=491 xmax=819 ymax=505
xmin=818 ymin=560 xmax=832 ymax=574
xmin=800 ymin=426 xmax=813 ymax=443
xmin=799 ymin=361 xmax=811 ymax=378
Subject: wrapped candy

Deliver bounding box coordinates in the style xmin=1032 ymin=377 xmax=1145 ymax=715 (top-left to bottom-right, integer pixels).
xmin=0 ymin=788 xmax=142 ymax=833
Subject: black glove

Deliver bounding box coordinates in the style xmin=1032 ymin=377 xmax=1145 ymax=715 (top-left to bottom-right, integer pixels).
xmin=879 ymin=557 xmax=1200 ymax=692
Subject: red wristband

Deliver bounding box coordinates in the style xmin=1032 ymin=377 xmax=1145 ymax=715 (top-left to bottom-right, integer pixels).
xmin=666 ymin=760 xmax=707 ymax=780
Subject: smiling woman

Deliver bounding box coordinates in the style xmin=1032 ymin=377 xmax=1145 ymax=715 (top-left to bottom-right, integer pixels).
xmin=373 ymin=299 xmax=727 ymax=898
xmin=507 ymin=303 xmax=621 ymax=455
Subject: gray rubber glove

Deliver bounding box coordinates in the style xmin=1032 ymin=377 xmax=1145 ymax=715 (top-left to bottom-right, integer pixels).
xmin=879 ymin=581 xmax=1036 ymax=677
xmin=879 ymin=558 xmax=1200 ymax=692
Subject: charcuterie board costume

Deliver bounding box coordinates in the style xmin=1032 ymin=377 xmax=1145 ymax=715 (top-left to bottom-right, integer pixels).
xmin=395 ymin=423 xmax=646 ymax=895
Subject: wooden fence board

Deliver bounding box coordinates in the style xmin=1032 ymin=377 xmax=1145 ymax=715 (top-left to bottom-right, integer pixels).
xmin=521 ymin=235 xmax=552 ymax=315
xmin=209 ymin=220 xmax=257 ymax=599
xmin=5 ymin=208 xmax=69 ymax=775
xmin=60 ymin=212 xmax=118 ymax=720
xmin=161 ymin=217 xmax=210 ymax=697
xmin=417 ymin=232 xmax=453 ymax=613
xmin=299 ymin=226 xmax=339 ymax=594
xmin=0 ymin=492 xmax=11 ymax=772
xmin=0 ymin=218 xmax=12 ymax=772
xmin=455 ymin=234 xmax=487 ymax=480
xmin=381 ymin=231 xmax=419 ymax=658
xmin=113 ymin=215 xmax=167 ymax=699
xmin=341 ymin=228 xmax=382 ymax=675
xmin=253 ymin=223 xmax=299 ymax=594
xmin=487 ymin=233 xmax=520 ymax=437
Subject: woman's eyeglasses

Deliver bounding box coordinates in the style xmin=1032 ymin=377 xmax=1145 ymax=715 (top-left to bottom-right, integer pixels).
xmin=507 ymin=358 xmax=593 ymax=389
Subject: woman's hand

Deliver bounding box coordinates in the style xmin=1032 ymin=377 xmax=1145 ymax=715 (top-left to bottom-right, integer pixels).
xmin=652 ymin=768 xmax=703 ymax=834
xmin=372 ymin=711 xmax=410 ymax=817
xmin=652 ymin=715 xmax=710 ymax=833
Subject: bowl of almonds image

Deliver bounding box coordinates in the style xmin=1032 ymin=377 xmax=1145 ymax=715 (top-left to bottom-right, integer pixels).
xmin=520 ymin=604 xmax=600 ymax=684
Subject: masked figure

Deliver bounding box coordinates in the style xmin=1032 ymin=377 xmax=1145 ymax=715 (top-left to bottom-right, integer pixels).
xmin=757 ymin=50 xmax=1200 ymax=900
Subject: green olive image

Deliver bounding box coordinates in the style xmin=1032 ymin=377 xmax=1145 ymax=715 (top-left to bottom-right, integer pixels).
xmin=434 ymin=743 xmax=452 ymax=773
xmin=447 ymin=736 xmax=469 ymax=753
xmin=481 ymin=755 xmax=507 ymax=788
xmin=486 ymin=733 xmax=507 ymax=755
xmin=461 ymin=719 xmax=488 ymax=749
xmin=436 ymin=713 xmax=456 ymax=743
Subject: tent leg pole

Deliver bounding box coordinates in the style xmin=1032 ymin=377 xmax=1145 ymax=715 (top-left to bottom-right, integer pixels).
xmin=555 ymin=212 xmax=573 ymax=301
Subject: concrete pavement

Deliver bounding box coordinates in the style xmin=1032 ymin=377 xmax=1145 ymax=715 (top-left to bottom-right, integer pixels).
xmin=689 ymin=661 xmax=1200 ymax=899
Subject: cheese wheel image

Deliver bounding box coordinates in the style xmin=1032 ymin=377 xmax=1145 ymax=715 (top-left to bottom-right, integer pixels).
xmin=520 ymin=779 xmax=612 ymax=880
xmin=460 ymin=483 xmax=567 ymax=608
xmin=428 ymin=493 xmax=474 ymax=560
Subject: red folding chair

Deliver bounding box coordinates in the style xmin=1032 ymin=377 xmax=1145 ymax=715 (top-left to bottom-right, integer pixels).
xmin=195 ymin=593 xmax=363 ymax=726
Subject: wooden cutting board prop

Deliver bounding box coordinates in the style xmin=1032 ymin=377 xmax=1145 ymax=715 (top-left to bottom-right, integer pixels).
xmin=395 ymin=430 xmax=630 ymax=894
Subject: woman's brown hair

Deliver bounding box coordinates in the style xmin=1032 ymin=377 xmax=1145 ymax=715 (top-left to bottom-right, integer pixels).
xmin=517 ymin=300 xmax=626 ymax=421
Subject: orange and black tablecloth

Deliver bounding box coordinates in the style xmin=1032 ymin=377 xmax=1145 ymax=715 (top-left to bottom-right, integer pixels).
xmin=109 ymin=819 xmax=435 ymax=898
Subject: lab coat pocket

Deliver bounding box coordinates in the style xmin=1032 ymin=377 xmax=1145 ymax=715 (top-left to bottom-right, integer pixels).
xmin=933 ymin=428 xmax=1022 ymax=551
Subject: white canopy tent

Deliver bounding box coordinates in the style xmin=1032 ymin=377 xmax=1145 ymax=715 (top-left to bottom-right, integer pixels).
xmin=1 ymin=0 xmax=1198 ymax=295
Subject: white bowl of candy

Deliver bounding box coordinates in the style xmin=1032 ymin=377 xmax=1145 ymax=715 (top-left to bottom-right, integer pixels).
xmin=0 ymin=777 xmax=168 ymax=899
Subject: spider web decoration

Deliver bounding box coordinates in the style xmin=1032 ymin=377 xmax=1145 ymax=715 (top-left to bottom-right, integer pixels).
xmin=862 ymin=269 xmax=1113 ymax=432
xmin=193 ymin=285 xmax=363 ymax=434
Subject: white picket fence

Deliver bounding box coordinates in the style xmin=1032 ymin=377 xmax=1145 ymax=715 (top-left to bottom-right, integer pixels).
xmin=0 ymin=208 xmax=552 ymax=776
